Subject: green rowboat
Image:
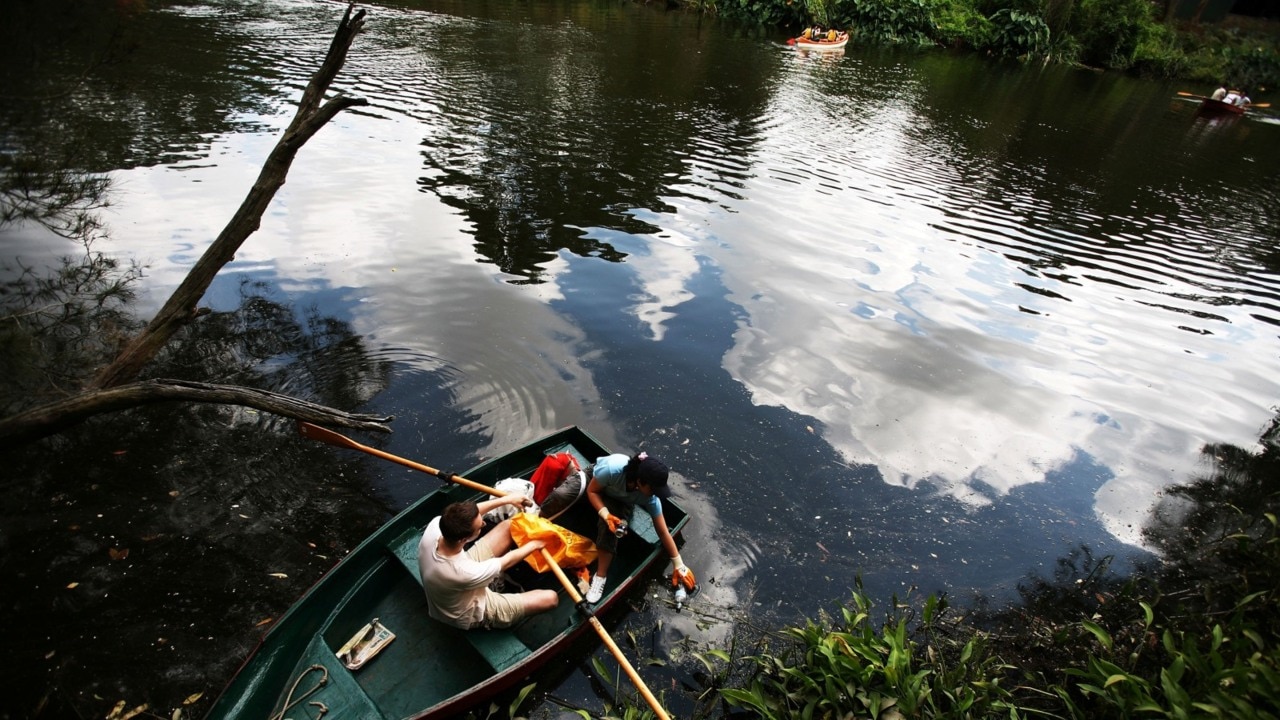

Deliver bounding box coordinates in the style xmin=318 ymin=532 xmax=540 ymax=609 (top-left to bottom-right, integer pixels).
xmin=205 ymin=425 xmax=688 ymax=719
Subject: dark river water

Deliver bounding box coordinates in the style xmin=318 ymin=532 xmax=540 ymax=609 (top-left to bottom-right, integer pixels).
xmin=3 ymin=0 xmax=1279 ymax=717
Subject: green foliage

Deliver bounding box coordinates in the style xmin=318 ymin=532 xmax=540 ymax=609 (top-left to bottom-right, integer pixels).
xmin=1068 ymin=0 xmax=1156 ymax=68
xmin=1220 ymin=43 xmax=1280 ymax=94
xmin=988 ymin=7 xmax=1050 ymax=56
xmin=718 ymin=586 xmax=1024 ymax=718
xmin=697 ymin=0 xmax=1279 ymax=89
xmin=1062 ymin=619 xmax=1280 ymax=720
xmin=1130 ymin=20 xmax=1192 ymax=79
xmin=840 ymin=0 xmax=938 ymax=46
xmin=716 ymin=0 xmax=807 ymax=29
xmin=932 ymin=2 xmax=992 ymax=49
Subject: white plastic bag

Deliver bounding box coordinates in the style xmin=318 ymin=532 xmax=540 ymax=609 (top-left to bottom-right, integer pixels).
xmin=483 ymin=478 xmax=538 ymax=522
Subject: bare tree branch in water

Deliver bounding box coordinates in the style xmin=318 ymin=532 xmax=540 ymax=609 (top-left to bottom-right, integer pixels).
xmin=0 ymin=379 xmax=392 ymax=446
xmin=93 ymin=2 xmax=370 ymax=389
xmin=1 ymin=3 xmax=393 ymax=443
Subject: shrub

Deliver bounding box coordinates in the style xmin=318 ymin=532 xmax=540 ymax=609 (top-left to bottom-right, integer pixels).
xmin=717 ymin=589 xmax=1025 ymax=719
xmin=988 ymin=7 xmax=1051 ymax=56
xmin=840 ymin=0 xmax=938 ymax=45
xmin=933 ymin=2 xmax=993 ymax=49
xmin=1069 ymin=0 xmax=1157 ymax=68
xmin=1130 ymin=20 xmax=1192 ymax=78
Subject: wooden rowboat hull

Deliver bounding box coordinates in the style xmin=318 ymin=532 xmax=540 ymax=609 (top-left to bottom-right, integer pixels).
xmin=1198 ymin=97 xmax=1245 ymax=116
xmin=205 ymin=426 xmax=688 ymax=720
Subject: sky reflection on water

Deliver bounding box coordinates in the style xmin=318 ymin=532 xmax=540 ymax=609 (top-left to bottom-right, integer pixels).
xmin=51 ymin=0 xmax=1280 ymax=595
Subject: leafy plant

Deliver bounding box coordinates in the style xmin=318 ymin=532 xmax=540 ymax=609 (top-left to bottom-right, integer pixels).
xmin=719 ymin=586 xmax=1024 ymax=718
xmin=1068 ymin=0 xmax=1156 ymax=68
xmin=988 ymin=7 xmax=1050 ymax=56
xmin=841 ymin=0 xmax=939 ymax=46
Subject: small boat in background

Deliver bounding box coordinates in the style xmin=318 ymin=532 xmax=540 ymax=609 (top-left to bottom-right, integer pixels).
xmin=790 ymin=30 xmax=849 ymax=51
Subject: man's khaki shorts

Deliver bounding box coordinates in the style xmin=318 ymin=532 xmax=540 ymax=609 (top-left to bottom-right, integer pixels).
xmin=466 ymin=537 xmax=529 ymax=629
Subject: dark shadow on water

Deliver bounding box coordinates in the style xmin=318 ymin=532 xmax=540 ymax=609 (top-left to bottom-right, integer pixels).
xmin=0 ymin=282 xmax=443 ymax=719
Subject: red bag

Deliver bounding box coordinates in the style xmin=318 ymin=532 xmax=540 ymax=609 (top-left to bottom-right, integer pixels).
xmin=530 ymin=452 xmax=579 ymax=504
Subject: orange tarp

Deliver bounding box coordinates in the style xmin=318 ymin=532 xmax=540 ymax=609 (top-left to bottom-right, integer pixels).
xmin=510 ymin=513 xmax=597 ymax=572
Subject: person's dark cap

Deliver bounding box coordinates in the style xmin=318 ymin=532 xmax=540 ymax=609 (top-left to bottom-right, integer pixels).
xmin=637 ymin=456 xmax=671 ymax=498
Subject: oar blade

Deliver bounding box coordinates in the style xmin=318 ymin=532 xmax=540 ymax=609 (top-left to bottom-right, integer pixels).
xmin=298 ymin=420 xmax=361 ymax=450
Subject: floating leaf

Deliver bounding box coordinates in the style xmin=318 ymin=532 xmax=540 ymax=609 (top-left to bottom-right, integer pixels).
xmin=66 ymin=582 xmax=79 ymax=589
xmin=182 ymin=692 xmax=203 ymax=705
xmin=508 ymin=683 xmax=536 ymax=717
xmin=269 ymin=573 xmax=288 ymax=579
xmin=120 ymin=704 xmax=149 ymax=720
xmin=255 ymin=618 xmax=273 ymax=627
xmin=108 ymin=548 xmax=130 ymax=561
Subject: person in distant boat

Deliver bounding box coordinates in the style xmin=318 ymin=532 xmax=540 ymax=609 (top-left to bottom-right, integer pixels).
xmin=1211 ymin=84 xmax=1228 ymax=101
xmin=418 ymin=495 xmax=559 ymax=629
xmin=826 ymin=29 xmax=837 ymax=41
xmin=583 ymin=452 xmax=695 ymax=603
xmin=1223 ymin=88 xmax=1249 ymax=106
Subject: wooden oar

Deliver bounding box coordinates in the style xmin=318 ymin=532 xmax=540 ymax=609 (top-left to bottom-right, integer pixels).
xmin=1175 ymin=91 xmax=1269 ymax=109
xmin=296 ymin=422 xmax=673 ymax=720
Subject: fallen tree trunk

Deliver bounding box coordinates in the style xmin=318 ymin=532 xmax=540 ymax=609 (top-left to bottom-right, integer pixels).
xmin=0 ymin=378 xmax=393 ymax=446
xmin=93 ymin=2 xmax=369 ymax=389
xmin=0 ymin=4 xmax=395 ymax=447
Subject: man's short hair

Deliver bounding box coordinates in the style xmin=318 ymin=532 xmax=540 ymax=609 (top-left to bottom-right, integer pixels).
xmin=440 ymin=501 xmax=480 ymax=542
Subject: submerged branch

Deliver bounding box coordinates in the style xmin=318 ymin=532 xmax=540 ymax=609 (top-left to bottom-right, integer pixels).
xmin=0 ymin=378 xmax=393 ymax=446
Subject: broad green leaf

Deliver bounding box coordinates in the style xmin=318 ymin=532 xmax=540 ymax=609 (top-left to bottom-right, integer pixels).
xmin=508 ymin=683 xmax=536 ymax=717
xmin=1104 ymin=674 xmax=1129 ymax=687
xmin=1083 ymin=620 xmax=1113 ymax=651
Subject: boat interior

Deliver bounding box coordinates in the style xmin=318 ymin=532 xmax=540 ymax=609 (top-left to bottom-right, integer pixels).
xmin=256 ymin=435 xmax=674 ymax=719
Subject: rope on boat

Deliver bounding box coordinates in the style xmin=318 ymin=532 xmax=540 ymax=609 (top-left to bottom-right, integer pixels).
xmin=268 ymin=664 xmax=329 ymax=720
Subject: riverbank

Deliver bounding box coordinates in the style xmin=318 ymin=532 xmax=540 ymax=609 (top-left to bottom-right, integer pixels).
xmin=698 ymin=0 xmax=1279 ymax=98
xmin=646 ymin=414 xmax=1280 ymax=719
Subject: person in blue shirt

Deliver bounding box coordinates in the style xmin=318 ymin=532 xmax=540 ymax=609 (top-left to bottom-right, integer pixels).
xmin=583 ymin=452 xmax=695 ymax=603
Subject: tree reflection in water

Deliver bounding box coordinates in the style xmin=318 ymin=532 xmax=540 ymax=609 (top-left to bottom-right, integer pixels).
xmin=0 ymin=281 xmax=399 ymax=719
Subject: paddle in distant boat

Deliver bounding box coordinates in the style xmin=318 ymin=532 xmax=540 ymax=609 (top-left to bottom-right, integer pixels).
xmin=1176 ymin=90 xmax=1268 ymax=116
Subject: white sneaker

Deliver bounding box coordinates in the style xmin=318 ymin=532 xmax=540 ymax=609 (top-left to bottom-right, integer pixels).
xmin=585 ymin=574 xmax=607 ymax=603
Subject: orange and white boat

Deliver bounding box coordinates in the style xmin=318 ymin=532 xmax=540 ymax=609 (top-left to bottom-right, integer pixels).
xmin=790 ymin=30 xmax=849 ymax=50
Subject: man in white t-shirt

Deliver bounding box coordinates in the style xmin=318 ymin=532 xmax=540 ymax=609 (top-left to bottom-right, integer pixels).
xmin=417 ymin=495 xmax=558 ymax=629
